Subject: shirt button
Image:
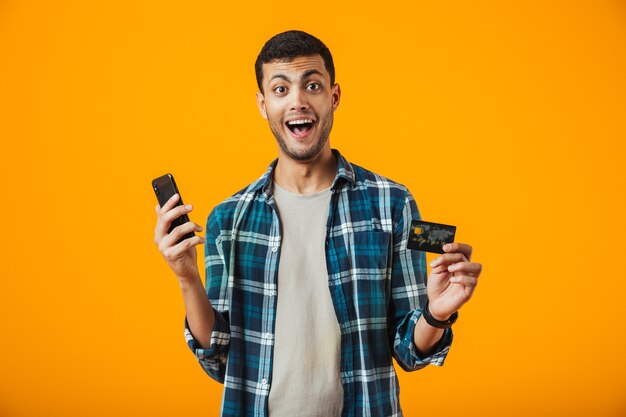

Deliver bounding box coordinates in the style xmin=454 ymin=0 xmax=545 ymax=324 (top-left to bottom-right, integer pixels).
xmin=265 ymin=333 xmax=271 ymax=339
xmin=261 ymin=378 xmax=268 ymax=385
xmin=271 ymin=246 xmax=278 ymax=252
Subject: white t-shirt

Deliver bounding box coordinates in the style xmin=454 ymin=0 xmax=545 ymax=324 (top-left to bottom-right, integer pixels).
xmin=268 ymin=181 xmax=343 ymax=417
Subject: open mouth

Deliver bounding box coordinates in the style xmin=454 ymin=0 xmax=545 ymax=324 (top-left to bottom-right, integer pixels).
xmin=285 ymin=118 xmax=315 ymax=138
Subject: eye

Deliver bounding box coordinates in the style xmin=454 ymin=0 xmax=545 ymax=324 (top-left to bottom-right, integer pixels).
xmin=306 ymin=82 xmax=321 ymax=91
xmin=274 ymin=85 xmax=287 ymax=94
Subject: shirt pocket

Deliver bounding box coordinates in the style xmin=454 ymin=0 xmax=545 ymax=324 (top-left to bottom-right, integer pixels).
xmin=350 ymin=230 xmax=391 ymax=272
xmin=347 ymin=230 xmax=392 ymax=319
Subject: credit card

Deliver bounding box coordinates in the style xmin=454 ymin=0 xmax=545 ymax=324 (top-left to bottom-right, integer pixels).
xmin=407 ymin=220 xmax=456 ymax=254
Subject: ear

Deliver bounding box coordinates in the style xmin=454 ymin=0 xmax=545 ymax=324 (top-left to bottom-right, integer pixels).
xmin=332 ymin=83 xmax=341 ymax=111
xmin=256 ymin=92 xmax=268 ymax=120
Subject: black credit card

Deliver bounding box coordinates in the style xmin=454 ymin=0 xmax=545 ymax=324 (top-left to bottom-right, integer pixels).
xmin=407 ymin=220 xmax=456 ymax=254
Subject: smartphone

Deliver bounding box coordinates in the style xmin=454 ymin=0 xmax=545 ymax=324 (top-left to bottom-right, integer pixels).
xmin=152 ymin=173 xmax=195 ymax=244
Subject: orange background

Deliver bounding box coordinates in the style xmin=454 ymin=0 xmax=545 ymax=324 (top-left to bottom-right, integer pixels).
xmin=1 ymin=1 xmax=625 ymax=416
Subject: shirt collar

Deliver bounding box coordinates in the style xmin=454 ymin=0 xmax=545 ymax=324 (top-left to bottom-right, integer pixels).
xmin=252 ymin=148 xmax=355 ymax=198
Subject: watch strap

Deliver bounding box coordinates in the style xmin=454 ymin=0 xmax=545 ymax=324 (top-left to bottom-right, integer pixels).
xmin=422 ymin=300 xmax=458 ymax=329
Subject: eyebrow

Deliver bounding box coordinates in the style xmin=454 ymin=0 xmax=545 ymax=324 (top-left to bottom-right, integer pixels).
xmin=269 ymin=69 xmax=325 ymax=84
xmin=269 ymin=74 xmax=290 ymax=83
xmin=302 ymin=69 xmax=324 ymax=79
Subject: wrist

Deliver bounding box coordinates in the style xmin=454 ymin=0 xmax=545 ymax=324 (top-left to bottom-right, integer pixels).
xmin=430 ymin=311 xmax=451 ymax=322
xmin=422 ymin=299 xmax=458 ymax=329
xmin=177 ymin=272 xmax=201 ymax=289
xmin=426 ymin=299 xmax=450 ymax=321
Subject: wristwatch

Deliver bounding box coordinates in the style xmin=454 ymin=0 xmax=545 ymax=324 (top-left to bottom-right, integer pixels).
xmin=422 ymin=300 xmax=458 ymax=329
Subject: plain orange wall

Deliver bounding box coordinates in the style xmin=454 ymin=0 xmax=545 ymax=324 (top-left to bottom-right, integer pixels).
xmin=1 ymin=1 xmax=625 ymax=416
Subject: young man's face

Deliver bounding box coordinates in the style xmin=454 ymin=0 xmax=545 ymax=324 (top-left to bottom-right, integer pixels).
xmin=256 ymin=54 xmax=340 ymax=162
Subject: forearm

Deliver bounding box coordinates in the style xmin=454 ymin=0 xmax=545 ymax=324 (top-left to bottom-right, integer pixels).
xmin=179 ymin=273 xmax=215 ymax=349
xmin=413 ymin=314 xmax=445 ymax=357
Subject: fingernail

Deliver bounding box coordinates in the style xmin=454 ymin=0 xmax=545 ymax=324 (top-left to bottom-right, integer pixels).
xmin=429 ymin=260 xmax=437 ymax=267
xmin=443 ymin=244 xmax=451 ymax=251
xmin=171 ymin=193 xmax=178 ymax=200
xmin=185 ymin=204 xmax=192 ymax=210
xmin=448 ymin=264 xmax=456 ymax=272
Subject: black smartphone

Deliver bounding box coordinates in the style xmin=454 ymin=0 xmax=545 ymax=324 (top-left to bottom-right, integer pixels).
xmin=152 ymin=173 xmax=195 ymax=244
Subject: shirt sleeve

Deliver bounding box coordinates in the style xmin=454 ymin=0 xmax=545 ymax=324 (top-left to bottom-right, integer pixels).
xmin=388 ymin=189 xmax=453 ymax=372
xmin=184 ymin=206 xmax=231 ymax=383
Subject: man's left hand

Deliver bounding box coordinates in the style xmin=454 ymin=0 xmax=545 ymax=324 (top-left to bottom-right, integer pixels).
xmin=426 ymin=242 xmax=482 ymax=321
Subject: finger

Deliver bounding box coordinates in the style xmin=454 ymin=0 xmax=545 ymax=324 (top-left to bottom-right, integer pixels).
xmin=155 ymin=203 xmax=194 ymax=240
xmin=430 ymin=264 xmax=450 ymax=275
xmin=162 ymin=235 xmax=206 ymax=261
xmin=172 ymin=235 xmax=206 ymax=253
xmin=447 ymin=261 xmax=482 ymax=276
xmin=158 ymin=193 xmax=180 ymax=217
xmin=443 ymin=242 xmax=473 ymax=261
xmin=449 ymin=274 xmax=478 ymax=287
xmin=162 ymin=204 xmax=194 ymax=225
xmin=159 ymin=221 xmax=203 ymax=250
xmin=429 ymin=252 xmax=468 ymax=268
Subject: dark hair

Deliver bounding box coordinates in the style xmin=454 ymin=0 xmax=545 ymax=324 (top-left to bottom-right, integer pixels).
xmin=255 ymin=30 xmax=335 ymax=93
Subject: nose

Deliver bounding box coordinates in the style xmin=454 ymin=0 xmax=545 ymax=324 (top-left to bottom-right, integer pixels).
xmin=289 ymin=87 xmax=309 ymax=111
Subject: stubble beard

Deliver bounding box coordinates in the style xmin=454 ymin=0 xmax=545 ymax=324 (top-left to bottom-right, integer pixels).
xmin=268 ymin=114 xmax=333 ymax=162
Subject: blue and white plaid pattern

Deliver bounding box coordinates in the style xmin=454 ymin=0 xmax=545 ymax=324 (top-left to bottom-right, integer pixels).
xmin=185 ymin=149 xmax=453 ymax=417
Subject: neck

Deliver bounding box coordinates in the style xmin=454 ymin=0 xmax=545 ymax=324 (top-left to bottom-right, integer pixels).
xmin=273 ymin=146 xmax=338 ymax=194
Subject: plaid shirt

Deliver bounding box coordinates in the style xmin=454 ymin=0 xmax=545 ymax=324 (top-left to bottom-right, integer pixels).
xmin=185 ymin=149 xmax=453 ymax=417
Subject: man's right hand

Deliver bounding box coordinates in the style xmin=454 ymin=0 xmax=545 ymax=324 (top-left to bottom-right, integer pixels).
xmin=154 ymin=193 xmax=205 ymax=284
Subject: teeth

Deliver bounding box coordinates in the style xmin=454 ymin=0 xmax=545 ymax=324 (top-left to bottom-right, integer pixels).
xmin=287 ymin=119 xmax=314 ymax=125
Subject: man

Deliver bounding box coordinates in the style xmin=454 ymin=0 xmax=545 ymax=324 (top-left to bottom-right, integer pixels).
xmin=154 ymin=30 xmax=482 ymax=417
